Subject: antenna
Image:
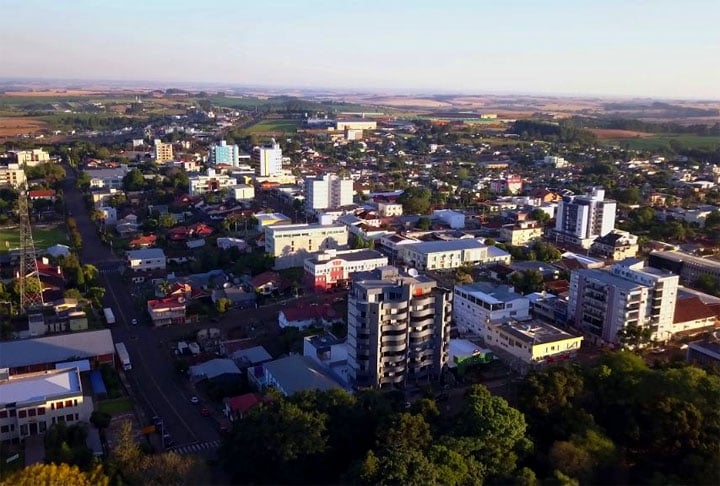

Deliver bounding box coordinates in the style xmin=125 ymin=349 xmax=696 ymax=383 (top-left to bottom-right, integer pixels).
xmin=18 ymin=187 xmax=45 ymax=315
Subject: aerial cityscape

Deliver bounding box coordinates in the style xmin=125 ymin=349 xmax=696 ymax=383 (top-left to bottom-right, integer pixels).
xmin=0 ymin=1 xmax=719 ymax=485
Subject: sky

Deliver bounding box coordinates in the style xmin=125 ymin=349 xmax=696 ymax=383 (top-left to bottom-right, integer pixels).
xmin=2 ymin=0 xmax=719 ymax=99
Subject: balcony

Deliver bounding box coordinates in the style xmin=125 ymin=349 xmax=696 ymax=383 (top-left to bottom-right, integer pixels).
xmin=410 ymin=307 xmax=434 ymax=318
xmin=410 ymin=328 xmax=435 ymax=340
xmin=380 ymin=343 xmax=407 ymax=353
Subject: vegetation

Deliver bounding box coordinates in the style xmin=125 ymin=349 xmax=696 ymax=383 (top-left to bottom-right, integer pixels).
xmin=0 ymin=463 xmax=109 ymax=486
xmin=0 ymin=225 xmax=68 ymax=253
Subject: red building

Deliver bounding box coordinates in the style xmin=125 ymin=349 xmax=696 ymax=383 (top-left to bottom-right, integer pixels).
xmin=303 ymin=249 xmax=388 ymax=292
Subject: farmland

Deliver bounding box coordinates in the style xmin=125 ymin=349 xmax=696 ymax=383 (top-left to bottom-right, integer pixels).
xmin=0 ymin=117 xmax=48 ymax=137
xmin=244 ymin=119 xmax=301 ymax=134
xmin=0 ymin=225 xmax=68 ymax=253
xmin=601 ymin=133 xmax=720 ymax=151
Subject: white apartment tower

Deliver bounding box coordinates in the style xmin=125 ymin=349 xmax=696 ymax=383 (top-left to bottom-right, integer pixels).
xmin=568 ymin=258 xmax=678 ymax=345
xmin=554 ymin=187 xmax=617 ymax=249
xmin=348 ymin=266 xmax=451 ymax=389
xmin=305 ymin=174 xmax=354 ymax=210
xmin=257 ymin=139 xmax=283 ymax=176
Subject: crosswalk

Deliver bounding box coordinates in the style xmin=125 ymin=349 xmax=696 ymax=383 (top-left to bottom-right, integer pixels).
xmin=168 ymin=440 xmax=222 ymax=455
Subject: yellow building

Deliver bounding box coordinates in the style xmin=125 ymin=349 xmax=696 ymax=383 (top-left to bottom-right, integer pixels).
xmin=154 ymin=139 xmax=174 ymax=163
xmin=500 ymin=220 xmax=544 ymax=246
xmin=485 ymin=319 xmax=582 ymax=365
xmin=0 ymin=163 xmax=27 ymax=188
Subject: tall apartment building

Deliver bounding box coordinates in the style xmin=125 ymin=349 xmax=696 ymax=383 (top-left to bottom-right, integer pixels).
xmin=257 ymin=139 xmax=283 ymax=176
xmin=209 ymin=140 xmax=240 ymax=167
xmin=265 ymin=224 xmax=348 ymax=269
xmin=347 ymin=266 xmax=452 ymax=388
xmin=553 ymin=187 xmax=617 ymax=249
xmin=568 ymin=258 xmax=678 ymax=344
xmin=154 ymin=139 xmax=174 ymax=163
xmin=305 ymin=174 xmax=354 ymax=210
xmin=0 ymin=163 xmax=27 ymax=188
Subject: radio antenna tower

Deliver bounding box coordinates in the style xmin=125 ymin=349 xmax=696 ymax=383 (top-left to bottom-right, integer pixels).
xmin=18 ymin=188 xmax=44 ymax=314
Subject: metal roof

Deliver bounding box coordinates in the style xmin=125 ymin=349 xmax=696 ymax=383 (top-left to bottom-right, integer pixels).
xmin=0 ymin=330 xmax=114 ymax=369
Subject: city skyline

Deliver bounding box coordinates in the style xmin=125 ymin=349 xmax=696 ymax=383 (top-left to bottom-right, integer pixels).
xmin=1 ymin=0 xmax=719 ymax=99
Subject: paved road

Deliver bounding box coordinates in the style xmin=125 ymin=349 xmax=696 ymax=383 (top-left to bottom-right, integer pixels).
xmin=62 ymin=168 xmax=220 ymax=449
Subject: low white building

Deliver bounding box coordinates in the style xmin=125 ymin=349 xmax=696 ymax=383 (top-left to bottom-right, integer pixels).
xmin=485 ymin=319 xmax=583 ymax=366
xmin=232 ymin=184 xmax=255 ymax=201
xmin=189 ymin=168 xmax=238 ymax=196
xmin=453 ymin=282 xmax=531 ymax=335
xmin=127 ymin=248 xmax=166 ymax=272
xmin=399 ymin=239 xmax=511 ymax=271
xmin=378 ymin=203 xmax=403 ymax=217
xmin=304 ymin=249 xmax=388 ymax=291
xmin=86 ymin=167 xmax=129 ymax=190
xmin=0 ymin=367 xmax=92 ymax=442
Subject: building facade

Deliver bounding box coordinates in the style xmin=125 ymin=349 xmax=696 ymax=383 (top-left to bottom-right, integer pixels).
xmin=305 ymin=174 xmax=354 ymax=210
xmin=189 ymin=168 xmax=238 ymax=196
xmin=484 ymin=319 xmax=582 ymax=365
xmin=257 ymin=139 xmax=283 ymax=176
xmin=398 ymin=239 xmax=511 ymax=271
xmin=453 ymin=282 xmax=531 ymax=335
xmin=0 ymin=368 xmax=91 ymax=442
xmin=0 ymin=164 xmax=27 ymax=189
xmin=348 ymin=267 xmax=452 ymax=389
xmin=553 ymin=187 xmax=617 ymax=249
xmin=304 ymin=249 xmax=388 ymax=291
xmin=126 ymin=248 xmax=167 ymax=272
xmin=147 ymin=296 xmax=187 ymax=326
xmin=500 ymin=220 xmax=544 ymax=246
xmin=13 ymin=149 xmax=50 ymax=167
xmin=648 ymin=250 xmax=720 ymax=285
xmin=209 ymin=140 xmax=240 ymax=166
xmin=154 ymin=139 xmax=174 ymax=163
xmin=265 ymin=224 xmax=349 ymax=269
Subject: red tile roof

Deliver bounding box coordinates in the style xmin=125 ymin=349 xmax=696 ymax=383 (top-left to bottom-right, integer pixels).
xmin=147 ymin=295 xmax=186 ymax=310
xmin=674 ymin=296 xmax=718 ymax=324
xmin=227 ymin=393 xmax=262 ymax=414
xmin=129 ymin=234 xmax=157 ymax=247
xmin=28 ymin=189 xmax=56 ymax=198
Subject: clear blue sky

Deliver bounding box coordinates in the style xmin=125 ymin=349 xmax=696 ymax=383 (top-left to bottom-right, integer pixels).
xmin=2 ymin=0 xmax=719 ymax=99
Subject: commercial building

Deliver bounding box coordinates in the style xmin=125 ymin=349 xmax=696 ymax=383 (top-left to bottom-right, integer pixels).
xmin=453 ymin=282 xmax=531 ymax=335
xmin=686 ymin=339 xmax=720 ymax=367
xmin=154 ymin=139 xmax=174 ymax=163
xmin=485 ymin=319 xmax=582 ymax=366
xmin=378 ymin=203 xmax=403 ymax=217
xmin=147 ymin=295 xmax=187 ymax=326
xmin=0 ymin=164 xmax=27 ymax=188
xmin=249 ymin=355 xmax=345 ymax=396
xmin=209 ymin=140 xmax=240 ymax=167
xmin=648 ymin=250 xmax=720 ymax=285
xmin=305 ymin=174 xmax=354 ymax=210
xmin=0 ymin=367 xmax=92 ymax=442
xmin=489 ymin=175 xmax=523 ymax=195
xmin=12 ymin=149 xmax=50 ymax=167
xmin=568 ymin=258 xmax=678 ymax=345
xmin=189 ymin=168 xmax=238 ymax=196
xmin=500 ymin=220 xmax=544 ymax=246
xmin=335 ymin=120 xmax=377 ymax=131
xmin=347 ymin=266 xmax=452 ymax=389
xmin=553 ymin=187 xmax=617 ymax=249
xmin=304 ymin=249 xmax=388 ymax=291
xmin=126 ymin=248 xmax=167 ymax=272
xmin=265 ymin=224 xmax=348 ymax=269
xmin=398 ymin=239 xmax=511 ymax=271
xmin=257 ymin=139 xmax=283 ymax=176
xmin=232 ymin=184 xmax=255 ymax=201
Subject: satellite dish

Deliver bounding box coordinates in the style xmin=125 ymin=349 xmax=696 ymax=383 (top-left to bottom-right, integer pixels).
xmin=177 ymin=296 xmax=186 ymax=303
xmin=408 ymin=268 xmax=419 ymax=278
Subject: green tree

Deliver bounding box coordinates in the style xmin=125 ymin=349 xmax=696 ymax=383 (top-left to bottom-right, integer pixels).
xmin=398 ymin=187 xmax=432 ymax=214
xmin=215 ymin=297 xmax=232 ymax=314
xmin=416 ymin=216 xmax=432 ymax=230
xmin=616 ymin=323 xmax=653 ymax=349
xmin=0 ymin=463 xmax=109 ymax=486
xmin=530 ymin=208 xmax=551 ymax=225
xmin=122 ymin=169 xmax=145 ymax=191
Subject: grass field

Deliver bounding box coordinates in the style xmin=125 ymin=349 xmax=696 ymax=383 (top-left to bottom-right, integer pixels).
xmin=603 ymin=134 xmax=720 ymax=151
xmin=0 ymin=225 xmax=68 ymax=253
xmin=97 ymin=398 xmax=133 ymax=415
xmin=244 ymin=119 xmax=301 ymax=134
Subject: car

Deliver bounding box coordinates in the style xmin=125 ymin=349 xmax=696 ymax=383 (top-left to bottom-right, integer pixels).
xmin=190 ymin=396 xmax=199 ymax=404
xmin=200 ymin=407 xmax=210 ymax=417
xmin=131 ymin=318 xmax=138 ymax=325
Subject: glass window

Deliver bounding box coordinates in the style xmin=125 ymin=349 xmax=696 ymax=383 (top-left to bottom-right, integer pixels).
xmin=18 ymin=410 xmax=26 ymax=419
xmin=28 ymin=409 xmax=36 ymax=417
xmin=65 ymin=400 xmax=72 ymax=407
xmin=56 ymin=402 xmax=63 ymax=409
xmin=0 ymin=411 xmax=7 ymax=419
xmin=37 ymin=407 xmax=45 ymax=416
xmin=66 ymin=414 xmax=74 ymax=422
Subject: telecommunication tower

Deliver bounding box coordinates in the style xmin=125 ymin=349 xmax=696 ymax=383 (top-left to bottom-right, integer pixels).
xmin=18 ymin=189 xmax=44 ymax=314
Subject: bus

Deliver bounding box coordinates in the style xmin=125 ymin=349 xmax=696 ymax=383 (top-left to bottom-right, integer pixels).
xmin=103 ymin=308 xmax=116 ymax=325
xmin=115 ymin=342 xmax=132 ymax=371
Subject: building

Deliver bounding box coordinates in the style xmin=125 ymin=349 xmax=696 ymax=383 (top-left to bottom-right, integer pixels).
xmin=453 ymin=282 xmax=531 ymax=335
xmin=249 ymin=355 xmax=345 ymax=396
xmin=648 ymin=250 xmax=720 ymax=285
xmin=278 ymin=304 xmax=340 ymax=330
xmin=378 ymin=203 xmax=403 ymax=217
xmin=485 ymin=319 xmax=582 ymax=366
xmin=490 ymin=175 xmax=523 ymax=195
xmin=257 ymin=139 xmax=283 ymax=177
xmin=189 ymin=168 xmax=238 ymax=196
xmin=265 ymin=224 xmax=349 ymax=269
xmin=553 ymin=187 xmax=617 ymax=249
xmin=126 ymin=248 xmax=166 ymax=272
xmin=500 ymin=220 xmax=544 ymax=246
xmin=154 ymin=139 xmax=174 ymax=163
xmin=12 ymin=149 xmax=50 ymax=167
xmin=590 ymin=230 xmax=639 ymax=261
xmin=347 ymin=266 xmax=452 ymax=388
xmin=232 ymin=184 xmax=255 ymax=201
xmin=209 ymin=140 xmax=240 ymax=166
xmin=568 ymin=259 xmax=679 ymax=345
xmin=256 ymin=212 xmax=293 ymax=230
xmin=188 ymin=359 xmax=241 ymax=384
xmin=398 ymin=239 xmax=511 ymax=271
xmin=0 ymin=367 xmax=92 ymax=442
xmin=686 ymin=339 xmax=720 ymax=367
xmin=432 ymin=209 xmax=465 ymax=229
xmin=304 ymin=249 xmax=388 ymax=291
xmin=305 ymin=174 xmax=354 ymax=210
xmin=0 ymin=330 xmax=114 ymax=375
xmin=86 ymin=167 xmax=129 ymax=190
xmin=0 ymin=163 xmax=27 ymax=188
xmin=147 ymin=295 xmax=187 ymax=326
xmin=304 ymin=333 xmax=349 ymax=385
xmin=335 ymin=120 xmax=377 ymax=131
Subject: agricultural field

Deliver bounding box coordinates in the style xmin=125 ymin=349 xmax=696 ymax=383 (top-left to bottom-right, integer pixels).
xmin=244 ymin=119 xmax=301 ymax=134
xmin=601 ymin=133 xmax=720 ymax=151
xmin=0 ymin=117 xmax=48 ymax=137
xmin=0 ymin=225 xmax=68 ymax=253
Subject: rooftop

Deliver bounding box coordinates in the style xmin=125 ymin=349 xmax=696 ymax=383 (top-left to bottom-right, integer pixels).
xmin=576 ymin=268 xmax=642 ymax=292
xmin=127 ymin=248 xmax=166 ymax=259
xmin=308 ymin=249 xmax=386 ymax=265
xmin=263 ymin=355 xmax=345 ymax=396
xmin=455 ymin=282 xmax=524 ymax=304
xmin=651 ymin=250 xmax=720 ymax=269
xmin=188 ymin=358 xmax=241 ymax=380
xmin=0 ymin=330 xmax=114 ymax=369
xmin=0 ymin=367 xmax=81 ymax=407
xmin=407 ymin=238 xmax=486 ymax=254
xmin=492 ymin=319 xmax=581 ymax=345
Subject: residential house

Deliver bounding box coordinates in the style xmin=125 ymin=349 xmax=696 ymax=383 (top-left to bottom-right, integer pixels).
xmin=278 ymin=304 xmax=340 ymax=330
xmin=248 ymin=355 xmax=345 ymax=396
xmin=223 ymin=393 xmax=263 ymax=421
xmin=147 ymin=295 xmax=187 ymax=326
xmin=590 ymin=230 xmax=639 ymax=261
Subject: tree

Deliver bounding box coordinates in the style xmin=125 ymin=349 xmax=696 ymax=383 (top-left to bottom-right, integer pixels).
xmin=90 ymin=411 xmax=112 ymax=430
xmin=122 ymin=169 xmax=145 ymax=192
xmin=0 ymin=463 xmax=108 ymax=486
xmin=398 ymin=187 xmax=432 ymax=214
xmin=616 ymin=323 xmax=653 ymax=349
xmin=158 ymin=213 xmax=175 ymax=228
xmin=416 ymin=216 xmax=432 ymax=230
xmin=215 ymin=297 xmax=232 ymax=314
xmin=75 ymin=172 xmax=91 ymax=191
xmin=530 ymin=208 xmax=551 ymax=225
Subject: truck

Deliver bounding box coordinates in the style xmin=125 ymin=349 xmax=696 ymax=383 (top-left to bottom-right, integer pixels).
xmin=115 ymin=342 xmax=132 ymax=371
xmin=103 ymin=308 xmax=116 ymax=325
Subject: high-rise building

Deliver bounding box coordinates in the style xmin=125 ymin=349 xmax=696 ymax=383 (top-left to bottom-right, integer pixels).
xmin=347 ymin=266 xmax=452 ymax=389
xmin=0 ymin=163 xmax=27 ymax=188
xmin=209 ymin=140 xmax=240 ymax=167
xmin=154 ymin=139 xmax=174 ymax=163
xmin=568 ymin=258 xmax=678 ymax=345
xmin=305 ymin=174 xmax=354 ymax=210
xmin=553 ymin=187 xmax=616 ymax=249
xmin=257 ymin=139 xmax=283 ymax=176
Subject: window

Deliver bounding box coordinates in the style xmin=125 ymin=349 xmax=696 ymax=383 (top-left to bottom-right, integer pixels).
xmin=39 ymin=422 xmax=46 ymax=433
xmin=66 ymin=414 xmax=74 ymax=422
xmin=0 ymin=425 xmax=8 ymax=434
xmin=9 ymin=409 xmax=16 ymax=417
xmin=0 ymin=411 xmax=7 ymax=419
xmin=56 ymin=402 xmax=63 ymax=410
xmin=18 ymin=410 xmax=26 ymax=419
xmin=37 ymin=407 xmax=45 ymax=416
xmin=28 ymin=409 xmax=36 ymax=417
xmin=65 ymin=400 xmax=72 ymax=408
xmin=20 ymin=424 xmax=28 ymax=436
